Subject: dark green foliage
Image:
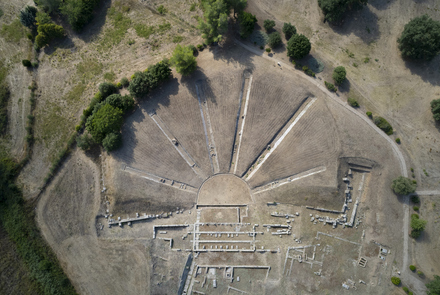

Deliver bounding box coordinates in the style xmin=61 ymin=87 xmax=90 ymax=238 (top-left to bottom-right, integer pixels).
xmin=265 ymin=48 xmax=271 ymax=53
xmin=391 ymin=276 xmax=401 ymax=286
xmin=36 ymin=11 xmax=52 ymax=25
xmin=396 ymin=138 xmax=401 ymax=144
xmin=157 ymin=5 xmax=167 ymax=14
xmin=318 ymin=0 xmax=368 ymax=23
xmin=0 ymin=69 xmax=10 ymax=135
xmin=332 ymin=66 xmax=346 ymax=85
xmin=0 ymin=8 xmax=3 ymax=18
xmin=374 ymin=116 xmax=393 ymax=135
xmin=22 ymin=59 xmax=32 ymax=67
xmin=403 ymin=287 xmax=409 ymax=293
xmin=120 ymin=77 xmax=129 ymax=87
xmin=426 ymin=275 xmax=440 ymax=295
xmin=60 ymin=0 xmax=100 ymax=31
xmin=197 ymin=44 xmax=204 ymax=50
xmin=34 ymin=0 xmax=61 ymax=13
xmin=76 ymin=133 xmax=95 ymax=150
xmin=102 ymin=132 xmax=122 ymax=152
xmin=348 ymin=97 xmax=359 ymax=107
xmin=302 ymin=66 xmax=316 ymax=77
xmin=287 ymin=34 xmax=311 ymax=59
xmin=268 ymin=31 xmax=282 ymax=48
xmin=35 ymin=23 xmax=65 ymax=48
xmin=431 ymin=99 xmax=440 ymax=121
xmin=226 ymin=0 xmax=247 ymax=17
xmin=197 ymin=0 xmax=228 ymax=44
xmin=98 ymin=82 xmax=117 ymax=99
xmin=413 ymin=206 xmax=419 ymax=211
xmin=170 ymin=44 xmax=197 ymax=75
xmin=366 ymin=111 xmax=372 ymax=118
xmin=409 ymin=265 xmax=416 ymax=271
xmin=128 ymin=71 xmax=151 ymax=97
xmin=411 ymin=195 xmax=420 ymax=204
xmin=397 ymin=15 xmax=440 ymax=60
xmin=188 ymin=45 xmax=198 ymax=55
xmin=282 ymin=22 xmax=296 ymax=39
xmin=238 ymin=11 xmax=257 ymax=38
xmin=86 ymin=104 xmax=123 ymax=143
xmin=391 ymin=176 xmax=416 ymax=195
xmin=128 ymin=60 xmax=171 ymax=97
xmin=147 ymin=60 xmax=172 ymax=85
xmin=410 ymin=213 xmax=427 ymax=238
xmin=325 ymin=81 xmax=336 ymax=92
xmin=20 ymin=6 xmax=37 ymax=28
xmin=105 ymin=94 xmax=135 ymax=112
xmin=263 ymin=19 xmax=275 ymax=32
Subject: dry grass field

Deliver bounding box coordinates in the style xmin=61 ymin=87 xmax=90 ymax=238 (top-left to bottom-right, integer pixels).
xmin=0 ymin=0 xmax=439 ymax=294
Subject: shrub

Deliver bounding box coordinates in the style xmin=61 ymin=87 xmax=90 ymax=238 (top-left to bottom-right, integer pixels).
xmin=282 ymin=22 xmax=296 ymax=39
xmin=348 ymin=97 xmax=359 ymax=107
xmin=35 ymin=23 xmax=65 ymax=48
xmin=431 ymin=99 xmax=440 ymax=121
xmin=197 ymin=44 xmax=204 ymax=51
xmin=396 ymin=138 xmax=401 ymax=144
xmin=333 ymin=66 xmax=347 ymax=85
xmin=409 ymin=265 xmax=416 ymax=271
xmin=172 ymin=35 xmax=183 ymax=43
xmin=157 ymin=5 xmax=167 ymax=14
xmin=98 ymin=82 xmax=117 ymax=99
xmin=392 ymin=176 xmax=417 ymax=195
xmin=408 ymin=292 xmax=413 ymax=295
xmin=366 ymin=111 xmax=372 ymax=117
xmin=170 ymin=45 xmax=197 ymax=76
xmin=318 ymin=0 xmax=367 ymax=23
xmin=60 ymin=0 xmax=100 ymax=31
xmin=426 ymin=275 xmax=440 ymax=295
xmin=287 ymin=34 xmax=311 ymax=59
xmin=188 ymin=44 xmax=198 ymax=55
xmin=76 ymin=133 xmax=95 ymax=150
xmin=128 ymin=72 xmax=151 ymax=97
xmin=403 ymin=287 xmax=409 ymax=293
xmin=418 ymin=271 xmax=424 ymax=277
xmin=20 ymin=6 xmax=37 ymax=28
xmin=374 ymin=116 xmax=393 ymax=135
xmin=325 ymin=81 xmax=336 ymax=92
xmin=265 ymin=48 xmax=271 ymax=52
xmin=391 ymin=277 xmax=401 ymax=286
xmin=102 ymin=132 xmax=122 ymax=152
xmin=85 ymin=104 xmax=123 ymax=143
xmin=105 ymin=94 xmax=135 ymax=112
xmin=35 ymin=10 xmax=52 ymax=25
xmin=398 ymin=15 xmax=440 ymax=60
xmin=75 ymin=124 xmax=81 ymax=132
xmin=263 ymin=19 xmax=275 ymax=32
xmin=238 ymin=11 xmax=257 ymax=38
xmin=268 ymin=31 xmax=282 ymax=48
xmin=120 ymin=77 xmax=129 ymax=87
xmin=116 ymin=82 xmax=122 ymax=89
xmin=22 ymin=59 xmax=32 ymax=67
xmin=411 ymin=195 xmax=420 ymax=204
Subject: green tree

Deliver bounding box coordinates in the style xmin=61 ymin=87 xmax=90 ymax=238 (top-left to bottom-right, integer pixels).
xmin=128 ymin=71 xmax=151 ymax=97
xmin=318 ymin=0 xmax=368 ymax=23
xmin=391 ymin=176 xmax=416 ymax=195
xmin=431 ymin=99 xmax=440 ymax=121
xmin=398 ymin=15 xmax=440 ymax=60
xmin=332 ymin=66 xmax=347 ymax=85
xmin=197 ymin=0 xmax=228 ymax=44
xmin=35 ymin=23 xmax=65 ymax=48
xmin=263 ymin=19 xmax=275 ymax=32
xmin=20 ymin=6 xmax=38 ymax=28
xmin=146 ymin=60 xmax=172 ymax=87
xmin=171 ymin=45 xmax=197 ymax=76
xmin=268 ymin=31 xmax=282 ymax=49
xmin=287 ymin=34 xmax=311 ymax=59
xmin=60 ymin=0 xmax=100 ymax=31
xmin=238 ymin=11 xmax=257 ymax=38
xmin=226 ymin=0 xmax=247 ymax=18
xmin=373 ymin=116 xmax=393 ymax=135
xmin=426 ymin=275 xmax=440 ymax=295
xmin=102 ymin=132 xmax=122 ymax=152
xmin=36 ymin=11 xmax=52 ymax=25
xmin=105 ymin=94 xmax=135 ymax=112
xmin=76 ymin=133 xmax=95 ymax=150
xmin=22 ymin=59 xmax=32 ymax=67
xmin=410 ymin=213 xmax=427 ymax=238
xmin=98 ymin=82 xmax=117 ymax=99
xmin=282 ymin=22 xmax=296 ymax=40
xmin=34 ymin=0 xmax=61 ymax=13
xmin=86 ymin=104 xmax=123 ymax=143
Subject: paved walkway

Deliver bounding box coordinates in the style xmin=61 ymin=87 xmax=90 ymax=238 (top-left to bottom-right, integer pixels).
xmin=234 ymin=39 xmax=428 ymax=294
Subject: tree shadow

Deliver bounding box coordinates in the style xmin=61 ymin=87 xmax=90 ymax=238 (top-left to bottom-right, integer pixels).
xmin=369 ymin=0 xmax=396 ymax=10
xmin=329 ymin=5 xmax=380 ymax=44
xmin=43 ymin=35 xmax=76 ymax=55
xmin=404 ymin=55 xmax=440 ymax=87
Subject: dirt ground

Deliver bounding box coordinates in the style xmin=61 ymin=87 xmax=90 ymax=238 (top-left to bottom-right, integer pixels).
xmin=198 ymin=174 xmax=252 ymax=205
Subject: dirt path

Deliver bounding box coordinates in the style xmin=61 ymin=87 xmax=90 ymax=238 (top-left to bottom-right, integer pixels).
xmin=233 ymin=40 xmax=430 ymax=294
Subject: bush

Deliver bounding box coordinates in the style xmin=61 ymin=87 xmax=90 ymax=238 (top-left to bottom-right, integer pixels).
xmin=128 ymin=71 xmax=151 ymax=97
xmin=325 ymin=81 xmax=336 ymax=92
xmin=348 ymin=97 xmax=359 ymax=107
xmin=431 ymin=99 xmax=440 ymax=121
xmin=85 ymin=104 xmax=123 ymax=143
xmin=392 ymin=176 xmax=417 ymax=195
xmin=20 ymin=6 xmax=37 ymax=28
xmin=120 ymin=77 xmax=129 ymax=87
xmin=263 ymin=19 xmax=275 ymax=32
xmin=418 ymin=271 xmax=425 ymax=277
xmin=398 ymin=15 xmax=440 ymax=60
xmin=22 ymin=59 xmax=32 ymax=67
xmin=374 ymin=116 xmax=393 ymax=135
xmin=76 ymin=133 xmax=95 ymax=150
xmin=426 ymin=275 xmax=440 ymax=295
xmin=116 ymin=82 xmax=122 ymax=89
xmin=268 ymin=31 xmax=282 ymax=49
xmin=410 ymin=214 xmax=427 ymax=238
xmin=391 ymin=277 xmax=401 ymax=286
xmin=265 ymin=48 xmax=271 ymax=52
xmin=396 ymin=138 xmax=401 ymax=144
xmin=410 ymin=265 xmax=416 ymax=271
xmin=157 ymin=5 xmax=167 ymax=14
xmin=75 ymin=124 xmax=81 ymax=132
xmin=238 ymin=11 xmax=257 ymax=38
xmin=318 ymin=0 xmax=367 ymax=23
xmin=102 ymin=132 xmax=122 ymax=152
xmin=188 ymin=45 xmax=198 ymax=56
xmin=366 ymin=111 xmax=372 ymax=118
xmin=411 ymin=195 xmax=420 ymax=204
xmin=282 ymin=22 xmax=296 ymax=39
xmin=403 ymin=287 xmax=409 ymax=293
xmin=333 ymin=66 xmax=347 ymax=85
xmin=105 ymin=94 xmax=135 ymax=112
xmin=35 ymin=23 xmax=65 ymax=48
xmin=197 ymin=44 xmax=204 ymax=51
xmin=60 ymin=0 xmax=100 ymax=31
xmin=170 ymin=44 xmax=197 ymax=76
xmin=287 ymin=34 xmax=311 ymax=59
xmin=98 ymin=82 xmax=117 ymax=99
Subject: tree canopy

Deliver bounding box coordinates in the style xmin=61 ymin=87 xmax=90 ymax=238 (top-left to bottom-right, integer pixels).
xmin=282 ymin=22 xmax=296 ymax=40
xmin=238 ymin=11 xmax=257 ymax=38
xmin=332 ymin=66 xmax=347 ymax=85
xmin=35 ymin=23 xmax=65 ymax=48
xmin=226 ymin=0 xmax=247 ymax=18
xmin=105 ymin=94 xmax=135 ymax=112
xmin=431 ymin=99 xmax=440 ymax=121
xmin=98 ymin=82 xmax=117 ymax=99
xmin=391 ymin=176 xmax=416 ymax=195
xmin=128 ymin=61 xmax=172 ymax=97
xmin=197 ymin=0 xmax=229 ymax=44
xmin=263 ymin=19 xmax=275 ymax=32
xmin=102 ymin=132 xmax=122 ymax=152
xmin=85 ymin=104 xmax=123 ymax=143
xmin=60 ymin=0 xmax=100 ymax=31
xmin=398 ymin=15 xmax=440 ymax=60
xmin=317 ymin=0 xmax=367 ymax=23
xmin=20 ymin=6 xmax=37 ymax=28
xmin=287 ymin=34 xmax=311 ymax=59
xmin=410 ymin=213 xmax=427 ymax=238
xmin=268 ymin=31 xmax=282 ymax=49
xmin=170 ymin=45 xmax=198 ymax=75
xmin=426 ymin=275 xmax=440 ymax=295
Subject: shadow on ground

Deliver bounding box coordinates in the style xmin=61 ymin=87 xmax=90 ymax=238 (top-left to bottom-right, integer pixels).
xmin=404 ymin=55 xmax=440 ymax=87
